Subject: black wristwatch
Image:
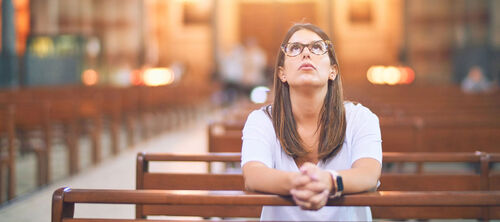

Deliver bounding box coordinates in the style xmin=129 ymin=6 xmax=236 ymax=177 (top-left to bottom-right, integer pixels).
xmin=328 ymin=170 xmax=344 ymax=198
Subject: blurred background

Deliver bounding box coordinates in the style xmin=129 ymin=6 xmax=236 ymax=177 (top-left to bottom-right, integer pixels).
xmin=0 ymin=0 xmax=500 ymax=219
xmin=1 ymin=0 xmax=499 ymax=88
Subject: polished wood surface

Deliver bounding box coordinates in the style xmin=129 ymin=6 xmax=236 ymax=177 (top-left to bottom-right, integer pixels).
xmin=59 ymin=188 xmax=500 ymax=206
xmin=52 ymin=187 xmax=500 ymax=222
xmin=135 ymin=151 xmax=500 ymax=219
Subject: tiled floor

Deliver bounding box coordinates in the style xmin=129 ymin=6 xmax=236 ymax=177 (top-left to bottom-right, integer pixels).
xmin=0 ymin=111 xmax=216 ymax=222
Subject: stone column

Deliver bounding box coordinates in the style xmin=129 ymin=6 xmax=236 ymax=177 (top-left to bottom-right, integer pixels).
xmin=1 ymin=0 xmax=18 ymax=87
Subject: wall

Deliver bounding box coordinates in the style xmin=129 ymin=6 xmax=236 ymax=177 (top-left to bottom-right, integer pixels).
xmin=146 ymin=0 xmax=213 ymax=83
xmin=331 ymin=0 xmax=404 ymax=84
xmin=215 ymin=0 xmax=403 ymax=85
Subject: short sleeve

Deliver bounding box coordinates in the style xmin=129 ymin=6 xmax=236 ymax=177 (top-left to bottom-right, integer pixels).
xmin=349 ymin=107 xmax=382 ymax=165
xmin=241 ymin=110 xmax=275 ymax=168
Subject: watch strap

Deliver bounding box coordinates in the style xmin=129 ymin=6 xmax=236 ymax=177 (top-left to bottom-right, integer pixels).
xmin=327 ymin=170 xmax=343 ymax=198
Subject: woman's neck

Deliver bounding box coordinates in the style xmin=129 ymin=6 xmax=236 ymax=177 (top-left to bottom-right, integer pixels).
xmin=289 ymin=86 xmax=327 ymax=125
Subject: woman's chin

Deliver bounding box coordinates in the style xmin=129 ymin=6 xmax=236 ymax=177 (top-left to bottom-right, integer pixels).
xmin=289 ymin=80 xmax=326 ymax=88
xmin=297 ymin=75 xmax=326 ymax=85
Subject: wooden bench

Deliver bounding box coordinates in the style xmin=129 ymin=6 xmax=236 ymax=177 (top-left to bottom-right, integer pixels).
xmin=136 ymin=152 xmax=499 ymax=220
xmin=377 ymin=152 xmax=492 ymax=219
xmin=0 ymin=84 xmax=220 ymax=202
xmin=207 ymin=121 xmax=243 ymax=153
xmin=207 ymin=115 xmax=500 ymax=154
xmin=52 ymin=187 xmax=500 ymax=222
xmin=488 ymin=153 xmax=500 ymax=219
xmin=0 ymin=104 xmax=15 ymax=203
xmin=135 ymin=152 xmax=255 ymax=218
xmin=10 ymin=99 xmax=52 ymax=186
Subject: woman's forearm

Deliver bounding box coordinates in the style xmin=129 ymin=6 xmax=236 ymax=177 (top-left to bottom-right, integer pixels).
xmin=338 ymin=158 xmax=381 ymax=194
xmin=242 ymin=161 xmax=299 ymax=195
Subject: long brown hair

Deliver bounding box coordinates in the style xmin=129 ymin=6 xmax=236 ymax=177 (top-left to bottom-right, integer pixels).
xmin=265 ymin=23 xmax=346 ymax=161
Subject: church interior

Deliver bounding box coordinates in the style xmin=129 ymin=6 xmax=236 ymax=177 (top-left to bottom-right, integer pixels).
xmin=0 ymin=0 xmax=499 ymax=221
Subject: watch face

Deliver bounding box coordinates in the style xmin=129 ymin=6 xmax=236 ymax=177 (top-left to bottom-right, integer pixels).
xmin=336 ymin=176 xmax=344 ymax=192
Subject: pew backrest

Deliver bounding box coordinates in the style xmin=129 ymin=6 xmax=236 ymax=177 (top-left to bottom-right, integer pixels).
xmin=136 ymin=152 xmax=258 ymax=218
xmin=136 ymin=152 xmax=499 ymax=219
xmin=53 ymin=187 xmax=500 ymax=222
xmin=208 ymin=117 xmax=500 ymax=153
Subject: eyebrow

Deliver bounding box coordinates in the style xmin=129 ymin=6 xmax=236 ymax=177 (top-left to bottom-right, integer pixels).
xmin=287 ymin=40 xmax=323 ymax=44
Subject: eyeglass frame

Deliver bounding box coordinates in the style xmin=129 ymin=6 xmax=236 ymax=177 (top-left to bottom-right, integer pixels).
xmin=281 ymin=40 xmax=332 ymax=57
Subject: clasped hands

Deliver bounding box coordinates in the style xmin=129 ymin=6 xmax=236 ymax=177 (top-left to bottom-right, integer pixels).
xmin=290 ymin=162 xmax=334 ymax=210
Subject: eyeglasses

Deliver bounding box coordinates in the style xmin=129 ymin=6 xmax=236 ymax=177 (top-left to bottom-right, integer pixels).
xmin=281 ymin=40 xmax=331 ymax=57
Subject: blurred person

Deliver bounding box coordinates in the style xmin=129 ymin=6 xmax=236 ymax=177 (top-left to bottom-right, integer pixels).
xmin=461 ymin=65 xmax=494 ymax=94
xmin=170 ymin=61 xmax=185 ymax=83
xmin=242 ymin=38 xmax=267 ymax=93
xmin=112 ymin=61 xmax=132 ymax=87
xmin=219 ymin=44 xmax=245 ymax=103
xmin=241 ymin=23 xmax=382 ymax=221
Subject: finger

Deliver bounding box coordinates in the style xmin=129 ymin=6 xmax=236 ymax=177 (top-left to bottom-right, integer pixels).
xmin=291 ymin=188 xmax=316 ymax=201
xmin=299 ymin=162 xmax=316 ymax=175
xmin=300 ymin=163 xmax=321 ymax=181
xmin=294 ymin=197 xmax=317 ymax=211
xmin=292 ymin=195 xmax=311 ymax=209
xmin=300 ymin=202 xmax=312 ymax=210
xmin=291 ymin=189 xmax=312 ymax=202
xmin=292 ymin=174 xmax=312 ymax=188
xmin=308 ymin=190 xmax=329 ymax=209
xmin=300 ymin=190 xmax=328 ymax=211
xmin=302 ymin=181 xmax=328 ymax=193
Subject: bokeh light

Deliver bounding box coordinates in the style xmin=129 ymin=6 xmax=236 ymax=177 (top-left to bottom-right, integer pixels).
xmin=82 ymin=69 xmax=98 ymax=86
xmin=383 ymin=67 xmax=401 ymax=85
xmin=143 ymin=68 xmax=174 ymax=86
xmin=367 ymin=66 xmax=415 ymax=85
xmin=250 ymin=86 xmax=270 ymax=104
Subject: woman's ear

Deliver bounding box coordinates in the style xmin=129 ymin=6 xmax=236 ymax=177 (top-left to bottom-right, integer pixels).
xmin=329 ymin=64 xmax=338 ymax=81
xmin=278 ymin=67 xmax=287 ymax=83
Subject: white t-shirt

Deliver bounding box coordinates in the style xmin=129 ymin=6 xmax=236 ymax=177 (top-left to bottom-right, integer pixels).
xmin=241 ymin=102 xmax=382 ymax=221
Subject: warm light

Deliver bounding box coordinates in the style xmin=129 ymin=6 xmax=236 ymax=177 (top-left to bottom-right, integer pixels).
xmin=366 ymin=66 xmax=376 ymax=83
xmin=371 ymin=66 xmax=385 ymax=84
xmin=82 ymin=69 xmax=98 ymax=86
xmin=383 ymin=67 xmax=400 ymax=85
xmin=14 ymin=0 xmax=30 ymax=54
xmin=31 ymin=37 xmax=54 ymax=58
xmin=143 ymin=68 xmax=174 ymax=86
xmin=367 ymin=65 xmax=415 ymax=85
xmin=250 ymin=86 xmax=270 ymax=104
xmin=131 ymin=69 xmax=144 ymax=86
xmin=398 ymin=67 xmax=408 ymax=83
xmin=403 ymin=67 xmax=415 ymax=84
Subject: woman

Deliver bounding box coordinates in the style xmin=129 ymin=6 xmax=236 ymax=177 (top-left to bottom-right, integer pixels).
xmin=241 ymin=23 xmax=382 ymax=221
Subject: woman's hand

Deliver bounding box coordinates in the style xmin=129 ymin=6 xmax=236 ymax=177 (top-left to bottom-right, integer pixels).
xmin=290 ymin=162 xmax=333 ymax=210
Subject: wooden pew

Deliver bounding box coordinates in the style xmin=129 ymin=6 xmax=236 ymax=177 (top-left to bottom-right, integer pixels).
xmin=0 ymin=84 xmax=217 ymax=203
xmin=136 ymin=152 xmax=498 ymax=220
xmin=120 ymin=87 xmax=141 ymax=147
xmin=11 ymin=99 xmax=52 ymax=186
xmin=45 ymin=98 xmax=80 ymax=175
xmin=488 ymin=153 xmax=500 ymax=219
xmin=376 ymin=152 xmax=491 ymax=219
xmin=76 ymin=88 xmax=103 ymax=164
xmin=135 ymin=152 xmax=255 ymax=218
xmin=0 ymin=104 xmax=15 ymax=203
xmin=52 ymin=187 xmax=500 ymax=222
xmin=207 ymin=121 xmax=243 ymax=153
xmin=96 ymin=87 xmax=122 ymax=156
xmin=207 ymin=115 xmax=500 ymax=154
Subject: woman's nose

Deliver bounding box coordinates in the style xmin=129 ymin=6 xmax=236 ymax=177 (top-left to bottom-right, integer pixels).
xmin=301 ymin=47 xmax=312 ymax=58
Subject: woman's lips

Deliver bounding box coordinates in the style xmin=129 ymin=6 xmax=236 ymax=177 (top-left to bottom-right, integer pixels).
xmin=299 ymin=63 xmax=316 ymax=70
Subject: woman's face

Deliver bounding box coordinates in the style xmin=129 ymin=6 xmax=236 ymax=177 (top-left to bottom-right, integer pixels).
xmin=280 ymin=29 xmax=336 ymax=88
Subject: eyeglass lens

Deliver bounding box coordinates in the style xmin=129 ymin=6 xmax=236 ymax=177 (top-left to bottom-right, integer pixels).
xmin=285 ymin=41 xmax=328 ymax=57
